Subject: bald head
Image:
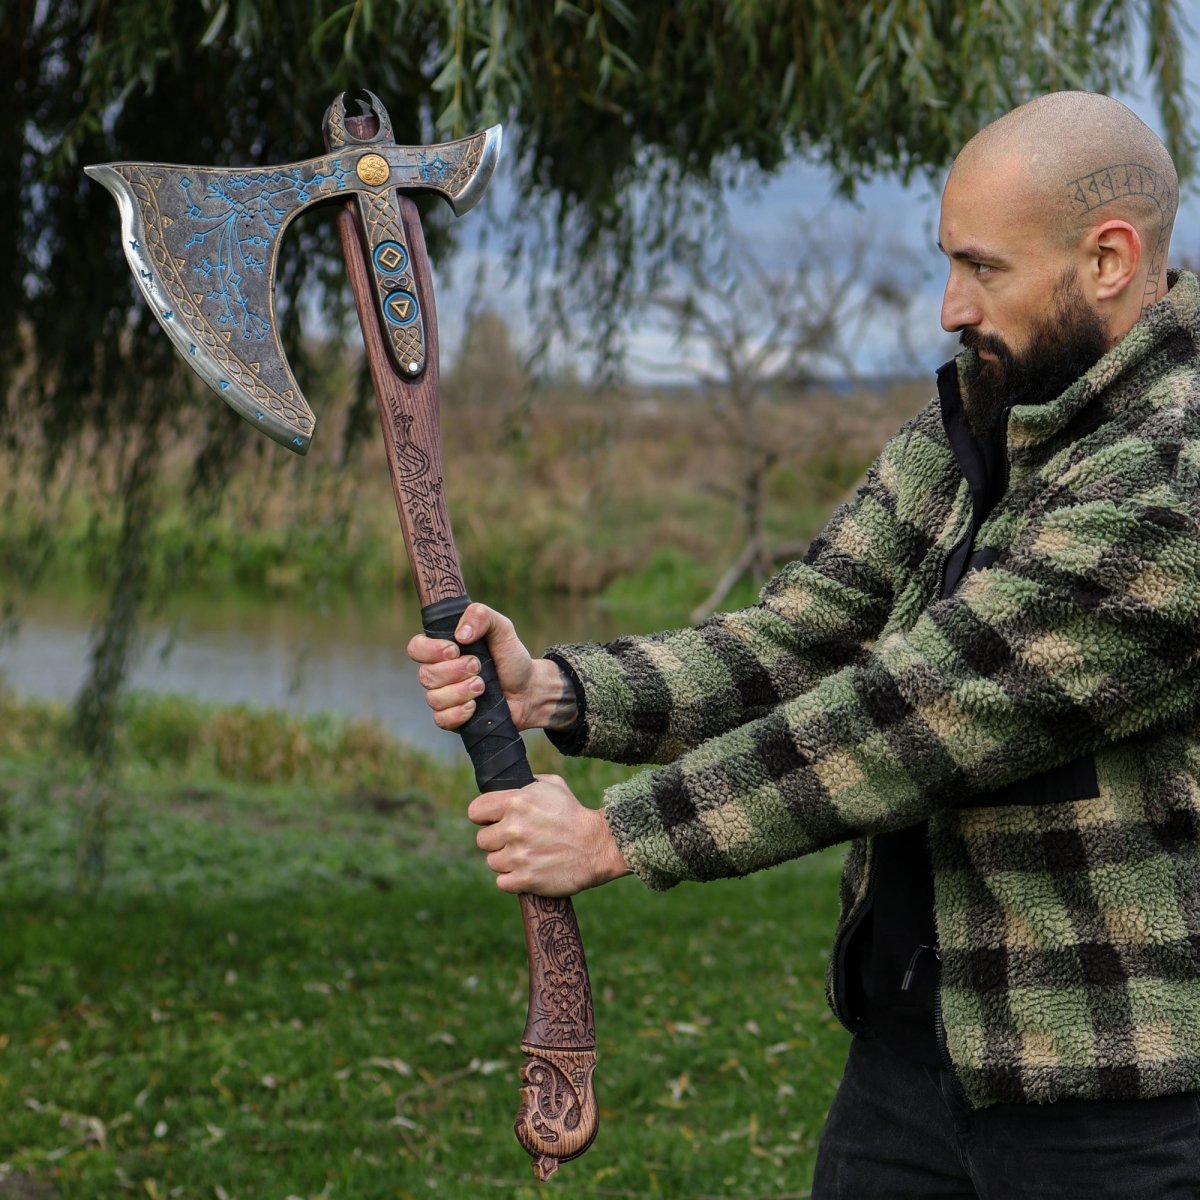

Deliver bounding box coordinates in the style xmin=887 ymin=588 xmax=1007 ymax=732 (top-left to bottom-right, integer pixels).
xmin=938 ymin=91 xmax=1183 ymax=410
xmin=952 ymin=91 xmax=1177 ymax=277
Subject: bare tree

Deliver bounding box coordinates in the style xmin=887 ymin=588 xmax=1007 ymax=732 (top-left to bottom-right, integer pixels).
xmin=640 ymin=218 xmax=922 ymax=620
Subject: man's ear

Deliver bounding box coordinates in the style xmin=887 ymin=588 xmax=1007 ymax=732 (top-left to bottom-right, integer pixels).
xmin=1089 ymin=220 xmax=1142 ymax=301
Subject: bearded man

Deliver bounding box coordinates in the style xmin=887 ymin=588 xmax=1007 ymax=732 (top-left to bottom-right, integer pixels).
xmin=409 ymin=92 xmax=1200 ymax=1197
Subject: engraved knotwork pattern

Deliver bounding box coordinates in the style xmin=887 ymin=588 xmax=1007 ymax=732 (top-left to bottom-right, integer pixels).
xmin=524 ymin=895 xmax=596 ymax=1047
xmin=387 ymin=399 xmax=464 ymax=599
xmin=359 ymin=189 xmax=426 ymax=371
xmin=324 ymin=102 xmax=349 ymax=148
xmin=442 ymin=132 xmax=485 ymax=197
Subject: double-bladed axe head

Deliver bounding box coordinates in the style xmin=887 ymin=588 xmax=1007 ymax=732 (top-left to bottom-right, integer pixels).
xmin=85 ymin=91 xmax=500 ymax=454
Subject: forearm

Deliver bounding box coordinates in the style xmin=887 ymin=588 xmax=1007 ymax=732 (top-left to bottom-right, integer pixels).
xmin=544 ymin=583 xmax=883 ymax=764
xmin=605 ymin=502 xmax=1200 ymax=890
xmin=541 ymin=444 xmax=912 ymax=763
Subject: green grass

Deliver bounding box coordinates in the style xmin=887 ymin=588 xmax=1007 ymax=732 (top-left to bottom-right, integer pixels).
xmin=0 ymin=699 xmax=851 ymax=1199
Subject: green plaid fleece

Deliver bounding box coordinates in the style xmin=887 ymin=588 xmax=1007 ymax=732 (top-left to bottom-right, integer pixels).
xmin=547 ymin=271 xmax=1200 ymax=1108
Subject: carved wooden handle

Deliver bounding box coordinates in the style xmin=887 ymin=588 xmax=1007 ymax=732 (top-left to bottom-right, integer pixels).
xmin=333 ymin=105 xmax=598 ymax=1179
xmin=516 ymin=894 xmax=599 ymax=1178
xmin=422 ymin=599 xmax=598 ymax=1177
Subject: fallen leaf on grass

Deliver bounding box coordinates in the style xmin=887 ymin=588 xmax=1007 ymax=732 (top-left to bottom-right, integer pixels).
xmin=364 ymin=1057 xmax=413 ymax=1076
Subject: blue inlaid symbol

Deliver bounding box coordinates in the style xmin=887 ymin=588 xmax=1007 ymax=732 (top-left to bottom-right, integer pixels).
xmin=189 ymin=343 xmax=198 ymax=356
xmin=130 ymin=239 xmax=141 ymax=251
xmin=219 ymin=380 xmax=231 ymax=390
xmin=256 ymin=411 xmax=265 ymax=421
xmin=163 ymin=310 xmax=174 ymax=321
xmin=417 ymin=152 xmax=449 ymax=183
xmin=383 ymin=289 xmax=419 ymax=327
xmin=374 ymin=240 xmax=408 ymax=277
xmin=292 ymin=437 xmax=305 ymax=447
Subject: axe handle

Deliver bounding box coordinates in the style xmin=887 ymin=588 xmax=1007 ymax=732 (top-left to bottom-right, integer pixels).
xmin=332 ymin=178 xmax=597 ymax=1179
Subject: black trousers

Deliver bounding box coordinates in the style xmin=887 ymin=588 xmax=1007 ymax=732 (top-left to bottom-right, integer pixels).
xmin=812 ymin=1035 xmax=1200 ymax=1199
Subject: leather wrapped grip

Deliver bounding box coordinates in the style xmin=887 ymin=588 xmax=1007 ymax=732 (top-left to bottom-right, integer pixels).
xmin=421 ymin=595 xmax=535 ymax=793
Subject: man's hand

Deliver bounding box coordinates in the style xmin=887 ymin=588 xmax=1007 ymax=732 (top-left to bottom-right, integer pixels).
xmin=406 ymin=602 xmax=575 ymax=733
xmin=469 ymin=775 xmax=631 ymax=896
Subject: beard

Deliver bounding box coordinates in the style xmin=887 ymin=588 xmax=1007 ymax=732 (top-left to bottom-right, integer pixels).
xmin=960 ymin=269 xmax=1110 ymax=439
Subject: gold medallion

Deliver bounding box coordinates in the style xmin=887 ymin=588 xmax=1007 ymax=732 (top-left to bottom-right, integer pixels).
xmin=356 ymin=153 xmax=390 ymax=186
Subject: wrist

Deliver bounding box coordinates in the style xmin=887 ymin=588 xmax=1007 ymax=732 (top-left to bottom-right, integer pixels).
xmin=526 ymin=657 xmax=579 ymax=732
xmin=592 ymin=806 xmax=631 ymax=885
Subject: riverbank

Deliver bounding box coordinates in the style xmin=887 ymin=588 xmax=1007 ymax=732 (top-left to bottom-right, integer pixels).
xmin=1 ymin=381 xmax=930 ymax=618
xmin=0 ymin=693 xmax=849 ymax=1198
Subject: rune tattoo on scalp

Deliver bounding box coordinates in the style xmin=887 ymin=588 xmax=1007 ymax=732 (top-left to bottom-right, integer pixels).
xmin=1067 ymin=162 xmax=1177 ymax=311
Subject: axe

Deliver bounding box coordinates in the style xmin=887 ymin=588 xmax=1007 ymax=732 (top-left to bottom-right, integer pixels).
xmin=86 ymin=90 xmax=597 ymax=1181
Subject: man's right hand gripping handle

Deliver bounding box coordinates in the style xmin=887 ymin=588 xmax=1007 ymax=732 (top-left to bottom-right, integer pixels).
xmin=420 ymin=596 xmax=535 ymax=790
xmin=408 ymin=601 xmax=576 ymax=736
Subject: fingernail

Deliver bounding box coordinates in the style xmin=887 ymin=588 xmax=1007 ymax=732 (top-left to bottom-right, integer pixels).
xmin=470 ymin=677 xmax=485 ymax=695
xmin=466 ymin=657 xmax=480 ymax=675
xmin=458 ymin=624 xmax=473 ymax=641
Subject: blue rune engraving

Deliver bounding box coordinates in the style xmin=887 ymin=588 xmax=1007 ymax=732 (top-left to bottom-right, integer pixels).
xmin=417 ymin=152 xmax=449 ymax=183
xmin=219 ymin=380 xmax=231 ymax=390
xmin=177 ymin=162 xmax=349 ymax=343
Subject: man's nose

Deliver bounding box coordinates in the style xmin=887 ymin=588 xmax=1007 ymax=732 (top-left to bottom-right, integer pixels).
xmin=940 ymin=275 xmax=980 ymax=332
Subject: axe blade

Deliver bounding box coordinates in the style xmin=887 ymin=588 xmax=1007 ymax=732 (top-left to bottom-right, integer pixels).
xmin=86 ymin=121 xmax=501 ymax=454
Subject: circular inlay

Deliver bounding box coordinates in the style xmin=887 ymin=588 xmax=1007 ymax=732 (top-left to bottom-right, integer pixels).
xmin=356 ymin=154 xmax=390 ymax=186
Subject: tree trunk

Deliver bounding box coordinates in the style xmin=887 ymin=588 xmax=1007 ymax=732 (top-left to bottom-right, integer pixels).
xmin=68 ymin=424 xmax=162 ymax=886
xmin=70 ymin=429 xmax=161 ymax=767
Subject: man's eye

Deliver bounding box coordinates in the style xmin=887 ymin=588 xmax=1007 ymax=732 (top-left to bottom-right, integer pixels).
xmin=973 ymin=261 xmax=993 ymax=276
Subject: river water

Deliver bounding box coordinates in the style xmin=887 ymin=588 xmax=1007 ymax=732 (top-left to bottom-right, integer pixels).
xmin=0 ymin=588 xmax=632 ymax=757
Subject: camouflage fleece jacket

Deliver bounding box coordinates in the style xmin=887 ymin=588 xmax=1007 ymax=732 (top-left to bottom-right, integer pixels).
xmin=546 ymin=271 xmax=1200 ymax=1109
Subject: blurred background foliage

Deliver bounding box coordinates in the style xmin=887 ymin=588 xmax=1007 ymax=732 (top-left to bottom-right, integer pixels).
xmin=1 ymin=0 xmax=1194 ymax=765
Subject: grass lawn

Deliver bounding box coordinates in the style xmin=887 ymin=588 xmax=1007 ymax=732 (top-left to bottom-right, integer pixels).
xmin=0 ymin=729 xmax=850 ymax=1199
